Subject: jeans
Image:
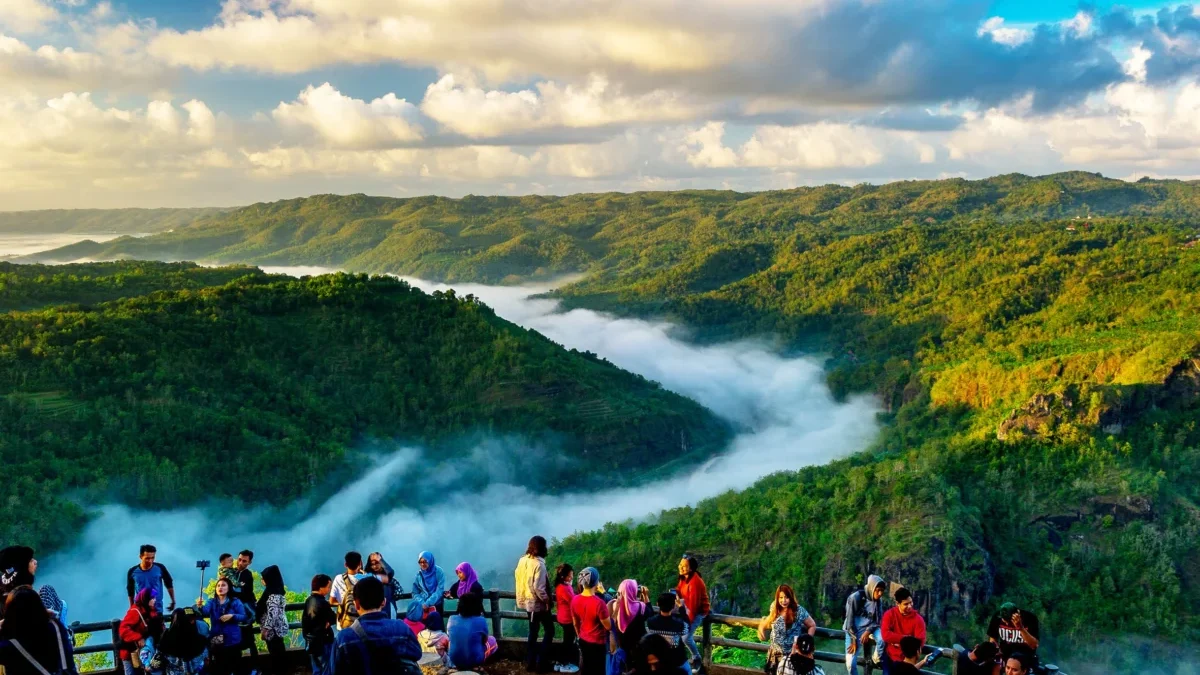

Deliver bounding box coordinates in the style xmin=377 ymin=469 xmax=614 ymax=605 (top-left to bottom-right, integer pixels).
xmin=309 ymin=642 xmax=333 ymax=675
xmin=527 ymin=610 xmax=555 ymax=671
xmin=558 ymin=622 xmax=579 ymax=666
xmin=122 ymin=659 xmax=141 ymax=675
xmin=580 ymin=640 xmax=607 ymax=675
xmin=683 ymin=613 xmax=706 ymax=663
xmin=845 ymin=627 xmax=883 ymax=675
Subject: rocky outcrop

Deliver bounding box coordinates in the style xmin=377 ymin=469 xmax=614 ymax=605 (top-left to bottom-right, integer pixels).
xmin=997 ymin=392 xmax=1073 ymax=440
xmin=1032 ymin=495 xmax=1154 ymax=546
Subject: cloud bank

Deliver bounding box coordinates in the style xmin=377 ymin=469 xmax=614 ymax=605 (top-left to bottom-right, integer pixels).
xmin=41 ymin=274 xmax=879 ymax=619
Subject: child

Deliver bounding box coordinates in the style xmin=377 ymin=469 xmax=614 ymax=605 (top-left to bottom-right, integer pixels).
xmin=217 ymin=554 xmax=239 ymax=593
xmin=554 ymin=564 xmax=579 ymax=673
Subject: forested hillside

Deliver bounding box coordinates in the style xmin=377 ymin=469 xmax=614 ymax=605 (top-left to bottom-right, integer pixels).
xmin=0 ymin=207 xmax=225 ymax=235
xmin=0 ymin=261 xmax=265 ymax=311
xmin=15 ymin=172 xmax=1200 ymax=666
xmin=0 ymin=267 xmax=729 ymax=551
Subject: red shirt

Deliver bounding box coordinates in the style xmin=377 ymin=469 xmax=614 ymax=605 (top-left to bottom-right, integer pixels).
xmin=880 ymin=607 xmax=926 ymax=663
xmin=675 ymin=574 xmax=710 ymax=622
xmin=570 ymin=593 xmax=610 ymax=644
xmin=556 ymin=583 xmax=576 ymax=624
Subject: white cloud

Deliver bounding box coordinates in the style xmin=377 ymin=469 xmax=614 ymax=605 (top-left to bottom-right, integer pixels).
xmin=420 ymin=73 xmax=705 ymax=139
xmin=0 ymin=30 xmax=166 ymax=96
xmin=977 ymin=17 xmax=1032 ymax=47
xmin=683 ymin=120 xmax=910 ymax=170
xmin=272 ymin=83 xmax=423 ymax=149
xmin=0 ymin=0 xmax=57 ymax=33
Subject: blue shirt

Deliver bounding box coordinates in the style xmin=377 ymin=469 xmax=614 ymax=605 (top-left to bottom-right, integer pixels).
xmin=127 ymin=563 xmax=173 ymax=604
xmin=447 ymin=615 xmax=489 ymax=669
xmin=333 ymin=612 xmax=422 ymax=675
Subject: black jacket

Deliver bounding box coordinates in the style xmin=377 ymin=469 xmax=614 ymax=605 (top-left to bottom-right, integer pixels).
xmin=0 ymin=620 xmax=75 ymax=675
xmin=303 ymin=594 xmax=337 ymax=650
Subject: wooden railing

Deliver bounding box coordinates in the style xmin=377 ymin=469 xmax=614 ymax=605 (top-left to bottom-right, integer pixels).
xmin=70 ymin=590 xmax=976 ymax=675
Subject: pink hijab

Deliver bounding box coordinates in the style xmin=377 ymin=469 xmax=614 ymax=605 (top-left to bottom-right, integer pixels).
xmin=613 ymin=579 xmax=645 ymax=633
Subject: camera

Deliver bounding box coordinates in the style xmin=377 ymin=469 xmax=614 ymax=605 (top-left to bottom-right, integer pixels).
xmin=196 ymin=560 xmax=210 ymax=570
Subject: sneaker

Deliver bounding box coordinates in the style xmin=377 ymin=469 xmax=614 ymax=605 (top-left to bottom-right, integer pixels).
xmin=559 ymin=665 xmax=580 ymax=673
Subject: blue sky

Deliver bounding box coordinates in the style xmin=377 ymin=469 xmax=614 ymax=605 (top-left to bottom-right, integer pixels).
xmin=3 ymin=0 xmax=1200 ymax=209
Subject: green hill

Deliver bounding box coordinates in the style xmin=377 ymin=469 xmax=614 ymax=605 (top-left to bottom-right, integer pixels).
xmin=0 ymin=207 xmax=226 ymax=235
xmin=0 ymin=267 xmax=730 ymax=550
xmin=14 ymin=172 xmax=1200 ymax=666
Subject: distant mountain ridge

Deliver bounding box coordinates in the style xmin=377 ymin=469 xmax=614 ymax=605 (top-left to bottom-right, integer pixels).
xmin=23 ymin=172 xmax=1200 ymax=279
xmin=0 ymin=207 xmax=228 ymax=235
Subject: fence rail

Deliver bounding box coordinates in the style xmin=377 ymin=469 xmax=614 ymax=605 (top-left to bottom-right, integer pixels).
xmin=72 ymin=589 xmax=963 ymax=674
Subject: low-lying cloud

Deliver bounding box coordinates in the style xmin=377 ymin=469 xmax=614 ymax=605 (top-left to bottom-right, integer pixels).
xmin=41 ymin=271 xmax=880 ymax=621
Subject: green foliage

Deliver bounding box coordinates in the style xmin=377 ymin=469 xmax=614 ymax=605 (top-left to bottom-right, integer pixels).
xmin=0 ymin=267 xmax=729 ymax=551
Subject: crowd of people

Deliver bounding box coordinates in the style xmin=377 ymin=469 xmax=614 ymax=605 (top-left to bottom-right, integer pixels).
xmin=0 ymin=540 xmax=1044 ymax=675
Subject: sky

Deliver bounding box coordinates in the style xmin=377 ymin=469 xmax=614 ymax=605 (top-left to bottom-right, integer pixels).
xmin=5 ymin=0 xmax=1200 ymax=209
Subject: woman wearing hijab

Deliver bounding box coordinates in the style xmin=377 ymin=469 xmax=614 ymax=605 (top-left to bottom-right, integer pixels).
xmin=256 ymin=565 xmax=289 ymax=675
xmin=158 ymin=608 xmax=208 ymax=675
xmin=0 ymin=587 xmax=75 ymax=675
xmin=444 ymin=562 xmax=485 ymax=618
xmin=609 ymin=580 xmax=652 ymax=675
xmin=0 ymin=546 xmax=36 ymax=599
xmin=120 ymin=589 xmax=162 ymax=675
xmin=570 ymin=568 xmax=612 ymax=675
xmin=198 ymin=577 xmax=250 ymax=675
xmin=412 ymin=551 xmax=446 ymax=614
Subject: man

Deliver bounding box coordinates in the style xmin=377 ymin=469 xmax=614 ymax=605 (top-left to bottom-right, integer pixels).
xmin=233 ymin=550 xmax=257 ymax=610
xmin=879 ymin=588 xmax=924 ymax=675
xmin=333 ymin=551 xmax=371 ymax=630
xmin=987 ymin=603 xmax=1039 ymax=664
xmin=886 ymin=636 xmax=924 ymax=675
xmin=304 ymin=574 xmax=338 ymax=675
xmin=126 ymin=544 xmax=176 ymax=611
xmin=843 ymin=575 xmax=885 ymax=675
xmin=954 ymin=642 xmax=1000 ymax=675
xmin=1003 ymin=653 xmax=1031 ymax=675
xmin=647 ymin=592 xmax=690 ymax=674
xmin=332 ymin=575 xmax=422 ymax=675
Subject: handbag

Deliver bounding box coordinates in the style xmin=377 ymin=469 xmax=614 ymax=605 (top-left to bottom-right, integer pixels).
xmin=764 ymin=647 xmax=781 ymax=675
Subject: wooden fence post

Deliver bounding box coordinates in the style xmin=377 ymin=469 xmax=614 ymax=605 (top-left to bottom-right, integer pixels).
xmin=109 ymin=620 xmax=121 ymax=673
xmin=489 ymin=589 xmax=503 ymax=639
xmin=701 ymin=615 xmax=713 ymax=670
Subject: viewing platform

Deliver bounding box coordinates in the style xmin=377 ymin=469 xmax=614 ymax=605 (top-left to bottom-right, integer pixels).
xmin=69 ymin=590 xmax=1001 ymax=675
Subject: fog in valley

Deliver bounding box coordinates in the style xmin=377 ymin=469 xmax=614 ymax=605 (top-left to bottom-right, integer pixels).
xmin=30 ymin=264 xmax=880 ymax=618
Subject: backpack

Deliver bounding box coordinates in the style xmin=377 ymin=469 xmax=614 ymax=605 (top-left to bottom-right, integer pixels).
xmin=337 ymin=574 xmax=361 ymax=629
xmin=11 ymin=622 xmax=74 ymax=675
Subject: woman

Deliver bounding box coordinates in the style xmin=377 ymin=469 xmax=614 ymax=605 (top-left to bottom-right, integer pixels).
xmin=0 ymin=587 xmax=75 ymax=675
xmin=120 ymin=589 xmax=161 ymax=675
xmin=38 ymin=585 xmax=71 ymax=642
xmin=157 ymin=608 xmax=208 ymax=675
xmin=675 ymin=556 xmax=709 ymax=669
xmin=634 ymin=634 xmax=688 ymax=675
xmin=609 ymin=580 xmax=652 ymax=675
xmin=757 ymin=586 xmax=816 ymax=675
xmin=444 ymin=562 xmax=485 ymax=618
xmin=412 ymin=551 xmax=446 ymax=614
xmin=367 ymin=553 xmax=402 ymax=618
xmin=516 ymin=536 xmax=553 ymax=673
xmin=198 ymin=577 xmax=249 ymax=675
xmin=0 ymin=546 xmax=36 ymax=598
xmin=570 ymin=568 xmax=611 ymax=675
xmin=554 ymin=564 xmax=579 ymax=673
xmin=447 ymin=609 xmax=498 ymax=670
xmin=256 ymin=565 xmax=289 ymax=675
